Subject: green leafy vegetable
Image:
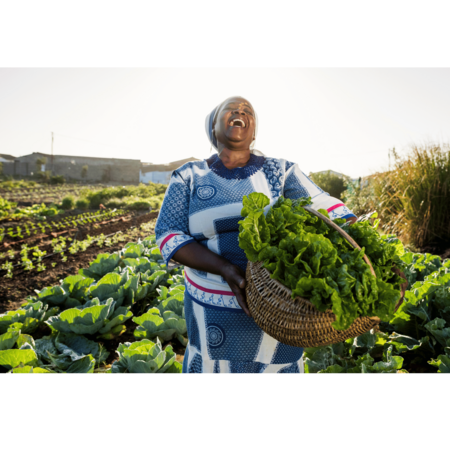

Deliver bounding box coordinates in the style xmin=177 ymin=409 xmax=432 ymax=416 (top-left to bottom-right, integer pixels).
xmin=0 ymin=301 xmax=59 ymax=334
xmin=110 ymin=338 xmax=181 ymax=373
xmin=238 ymin=193 xmax=405 ymax=330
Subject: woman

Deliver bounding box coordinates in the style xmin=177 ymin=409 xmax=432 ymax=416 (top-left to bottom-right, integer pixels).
xmin=155 ymin=96 xmax=357 ymax=373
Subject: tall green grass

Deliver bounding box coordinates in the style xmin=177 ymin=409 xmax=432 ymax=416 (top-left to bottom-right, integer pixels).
xmin=346 ymin=144 xmax=450 ymax=248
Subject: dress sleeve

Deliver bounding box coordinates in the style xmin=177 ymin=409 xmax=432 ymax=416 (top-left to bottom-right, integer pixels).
xmin=283 ymin=163 xmax=357 ymax=220
xmin=155 ymin=169 xmax=195 ymax=264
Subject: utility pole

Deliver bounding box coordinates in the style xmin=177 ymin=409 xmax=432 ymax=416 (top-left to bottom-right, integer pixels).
xmin=51 ymin=131 xmax=54 ymax=174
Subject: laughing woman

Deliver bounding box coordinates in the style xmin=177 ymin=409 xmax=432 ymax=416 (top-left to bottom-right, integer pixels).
xmin=155 ymin=96 xmax=357 ymax=373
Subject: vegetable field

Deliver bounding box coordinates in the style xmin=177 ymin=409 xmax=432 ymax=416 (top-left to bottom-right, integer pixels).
xmin=1 ymin=153 xmax=450 ymax=373
xmin=0 ymin=233 xmax=186 ymax=373
xmin=1 ymin=210 xmax=449 ymax=372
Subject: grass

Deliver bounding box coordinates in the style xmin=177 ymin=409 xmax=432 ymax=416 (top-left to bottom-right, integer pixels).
xmin=344 ymin=143 xmax=450 ymax=248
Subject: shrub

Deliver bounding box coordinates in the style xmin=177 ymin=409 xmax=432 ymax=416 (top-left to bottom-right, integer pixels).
xmin=82 ymin=183 xmax=167 ymax=209
xmin=342 ymin=177 xmax=378 ymax=217
xmin=50 ymin=175 xmax=65 ymax=185
xmin=126 ymin=200 xmax=152 ymax=211
xmin=309 ymin=171 xmax=350 ymax=200
xmin=61 ymin=195 xmax=75 ymax=210
xmin=75 ymin=198 xmax=89 ymax=210
xmin=103 ymin=195 xmax=161 ymax=211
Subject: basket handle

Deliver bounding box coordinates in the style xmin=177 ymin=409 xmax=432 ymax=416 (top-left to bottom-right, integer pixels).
xmin=302 ymin=205 xmax=377 ymax=277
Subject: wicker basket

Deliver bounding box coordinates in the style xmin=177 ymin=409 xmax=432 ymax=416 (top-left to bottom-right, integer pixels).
xmin=245 ymin=206 xmax=400 ymax=348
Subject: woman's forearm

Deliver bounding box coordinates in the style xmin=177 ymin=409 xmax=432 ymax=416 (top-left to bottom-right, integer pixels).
xmin=171 ymin=241 xmax=233 ymax=276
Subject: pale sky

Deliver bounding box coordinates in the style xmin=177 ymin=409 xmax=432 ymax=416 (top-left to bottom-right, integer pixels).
xmin=0 ymin=68 xmax=449 ymax=178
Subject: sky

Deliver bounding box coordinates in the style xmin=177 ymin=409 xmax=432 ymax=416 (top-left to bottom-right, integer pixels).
xmin=0 ymin=68 xmax=449 ymax=179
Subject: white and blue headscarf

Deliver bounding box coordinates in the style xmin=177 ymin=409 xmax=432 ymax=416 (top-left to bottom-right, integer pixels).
xmin=205 ymin=98 xmax=264 ymax=156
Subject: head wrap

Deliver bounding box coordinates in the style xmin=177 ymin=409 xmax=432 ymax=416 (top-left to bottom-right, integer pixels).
xmin=205 ymin=98 xmax=264 ymax=156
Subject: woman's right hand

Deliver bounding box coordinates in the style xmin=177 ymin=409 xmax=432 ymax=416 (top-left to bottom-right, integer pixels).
xmin=220 ymin=263 xmax=251 ymax=317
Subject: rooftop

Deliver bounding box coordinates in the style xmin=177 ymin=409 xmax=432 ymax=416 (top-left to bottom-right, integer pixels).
xmin=16 ymin=152 xmax=140 ymax=163
xmin=0 ymin=154 xmax=16 ymax=161
xmin=141 ymin=156 xmax=201 ymax=173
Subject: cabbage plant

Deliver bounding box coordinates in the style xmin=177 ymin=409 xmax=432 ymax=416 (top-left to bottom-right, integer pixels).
xmin=45 ymin=298 xmax=133 ymax=336
xmin=34 ymin=333 xmax=106 ymax=373
xmin=110 ymin=338 xmax=181 ymax=373
xmin=78 ymin=253 xmax=121 ymax=280
xmin=33 ymin=285 xmax=68 ymax=306
xmin=133 ymin=307 xmax=187 ymax=346
xmin=0 ymin=348 xmax=39 ymax=371
xmin=0 ymin=301 xmax=58 ymax=334
xmin=9 ymin=365 xmax=52 ymax=373
xmin=88 ymin=271 xmax=139 ymax=308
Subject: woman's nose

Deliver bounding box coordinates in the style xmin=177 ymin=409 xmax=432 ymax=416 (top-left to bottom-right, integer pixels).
xmin=232 ymin=109 xmax=246 ymax=116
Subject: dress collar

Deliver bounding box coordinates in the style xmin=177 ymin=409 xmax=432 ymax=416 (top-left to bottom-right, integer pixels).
xmin=206 ymin=153 xmax=265 ymax=180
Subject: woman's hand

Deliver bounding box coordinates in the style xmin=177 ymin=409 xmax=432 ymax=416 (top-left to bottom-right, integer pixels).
xmin=220 ymin=263 xmax=251 ymax=317
xmin=172 ymin=242 xmax=251 ymax=317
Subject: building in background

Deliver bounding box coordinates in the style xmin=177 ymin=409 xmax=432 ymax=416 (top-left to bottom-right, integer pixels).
xmin=1 ymin=152 xmax=199 ymax=185
xmin=140 ymin=157 xmax=199 ymax=184
xmin=0 ymin=154 xmax=15 ymax=163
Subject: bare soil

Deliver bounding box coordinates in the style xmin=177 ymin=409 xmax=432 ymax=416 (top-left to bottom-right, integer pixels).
xmin=0 ymin=212 xmax=159 ymax=313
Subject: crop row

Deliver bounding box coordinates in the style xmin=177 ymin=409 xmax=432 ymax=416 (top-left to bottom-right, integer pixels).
xmin=0 ymin=235 xmax=186 ymax=373
xmin=0 ymin=209 xmax=127 ymax=241
xmin=1 ymin=184 xmax=105 ymax=196
xmin=1 ymin=231 xmax=126 ymax=277
xmin=2 ymin=229 xmax=449 ymax=373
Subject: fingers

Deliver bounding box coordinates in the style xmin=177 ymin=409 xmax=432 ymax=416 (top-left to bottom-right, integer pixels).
xmin=222 ymin=264 xmax=251 ymax=316
xmin=229 ymin=282 xmax=251 ymax=317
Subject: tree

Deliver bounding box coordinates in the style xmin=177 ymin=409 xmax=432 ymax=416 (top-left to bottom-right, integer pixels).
xmin=308 ymin=171 xmax=350 ymax=200
xmin=36 ymin=157 xmax=47 ymax=173
xmin=81 ymin=165 xmax=88 ymax=179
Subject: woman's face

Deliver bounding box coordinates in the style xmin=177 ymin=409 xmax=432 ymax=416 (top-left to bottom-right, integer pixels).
xmin=213 ymin=97 xmax=256 ymax=151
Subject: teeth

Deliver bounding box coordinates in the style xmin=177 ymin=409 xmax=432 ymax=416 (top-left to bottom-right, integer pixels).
xmin=230 ymin=119 xmax=246 ymax=127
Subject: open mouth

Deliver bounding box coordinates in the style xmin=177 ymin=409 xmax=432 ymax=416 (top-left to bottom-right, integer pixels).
xmin=229 ymin=118 xmax=246 ymax=128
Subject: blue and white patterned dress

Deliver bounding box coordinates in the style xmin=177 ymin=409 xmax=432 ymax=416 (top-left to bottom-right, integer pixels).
xmin=155 ymin=153 xmax=356 ymax=373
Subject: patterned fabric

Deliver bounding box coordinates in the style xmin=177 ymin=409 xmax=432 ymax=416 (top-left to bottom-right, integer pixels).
xmin=207 ymin=153 xmax=264 ymax=180
xmin=262 ymin=157 xmax=283 ymax=198
xmin=155 ymin=154 xmax=357 ymax=373
xmin=182 ymin=343 xmax=304 ymax=373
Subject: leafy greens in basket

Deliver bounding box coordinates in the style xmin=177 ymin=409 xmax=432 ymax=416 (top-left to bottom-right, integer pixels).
xmin=238 ymin=193 xmax=406 ymax=330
